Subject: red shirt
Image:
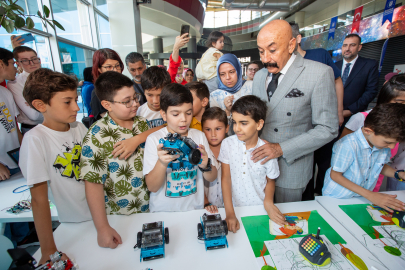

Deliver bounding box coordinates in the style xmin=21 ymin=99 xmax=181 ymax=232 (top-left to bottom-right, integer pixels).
xmin=1 ymin=80 xmax=7 ymax=88
xmin=168 ymin=55 xmax=187 ymax=85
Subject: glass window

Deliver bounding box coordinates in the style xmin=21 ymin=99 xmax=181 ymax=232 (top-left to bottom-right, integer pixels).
xmin=262 ymin=11 xmax=270 ymax=16
xmin=228 ymin=10 xmax=240 ymax=26
xmin=252 ymin=11 xmax=261 ymax=20
xmin=204 ymin=11 xmax=215 ymax=28
xmin=96 ymin=13 xmax=112 ymax=49
xmin=94 ymin=0 xmax=108 ymax=16
xmin=58 ymin=41 xmax=94 ymax=81
xmin=0 ymin=29 xmax=52 ymax=69
xmin=15 ymin=0 xmax=46 ymax=31
xmin=241 ymin=10 xmax=251 ymax=23
xmin=214 ymin=11 xmax=227 ymax=28
xmin=52 ymin=0 xmax=93 ymax=47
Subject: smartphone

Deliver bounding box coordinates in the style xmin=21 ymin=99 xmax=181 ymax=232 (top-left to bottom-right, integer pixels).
xmin=180 ymin=25 xmax=190 ymax=37
xmin=17 ymin=33 xmax=35 ymax=44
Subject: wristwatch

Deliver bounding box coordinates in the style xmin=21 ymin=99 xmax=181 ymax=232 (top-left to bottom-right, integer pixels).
xmin=199 ymin=158 xmax=212 ymax=172
xmin=394 ymin=170 xmax=404 ymax=181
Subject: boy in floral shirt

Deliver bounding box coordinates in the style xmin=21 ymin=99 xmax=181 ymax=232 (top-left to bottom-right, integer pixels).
xmin=80 ymin=71 xmax=153 ymax=249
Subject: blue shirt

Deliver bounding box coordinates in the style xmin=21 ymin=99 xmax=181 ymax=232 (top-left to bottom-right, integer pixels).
xmin=81 ymin=81 xmax=94 ymax=115
xmin=323 ymin=128 xmax=391 ymax=199
xmin=304 ymin=48 xmax=341 ymax=80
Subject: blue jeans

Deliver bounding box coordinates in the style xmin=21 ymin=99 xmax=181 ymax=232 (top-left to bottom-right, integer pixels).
xmin=386 ymin=177 xmax=405 ymax=191
xmin=4 ymin=222 xmax=30 ymax=247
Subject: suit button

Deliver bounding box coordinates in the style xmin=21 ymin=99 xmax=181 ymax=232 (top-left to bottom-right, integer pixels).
xmin=274 ymin=128 xmax=278 ymax=132
xmin=287 ymin=112 xmax=291 ymax=116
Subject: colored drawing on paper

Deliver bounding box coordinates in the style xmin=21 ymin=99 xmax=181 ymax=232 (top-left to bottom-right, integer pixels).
xmin=339 ymin=242 xmax=368 ymax=270
xmin=366 ymin=205 xmax=392 ymax=222
xmin=269 ymin=216 xmax=308 ymax=236
xmin=264 ymin=236 xmax=363 ymax=270
xmin=241 ymin=210 xmax=345 ymax=258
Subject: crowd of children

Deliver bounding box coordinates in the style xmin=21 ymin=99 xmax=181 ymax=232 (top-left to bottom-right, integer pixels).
xmin=1 ymin=40 xmax=405 ymax=265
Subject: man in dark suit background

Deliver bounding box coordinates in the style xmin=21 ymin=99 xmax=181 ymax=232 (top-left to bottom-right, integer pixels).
xmin=336 ymin=34 xmax=379 ymax=127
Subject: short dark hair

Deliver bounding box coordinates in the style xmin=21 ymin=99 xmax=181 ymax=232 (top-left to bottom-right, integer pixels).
xmin=94 ymin=71 xmax=133 ymax=102
xmin=376 ymin=74 xmax=405 ymax=106
xmin=185 ymin=81 xmax=210 ymax=105
xmin=141 ymin=66 xmax=171 ymax=91
xmin=205 ymin=31 xmax=224 ymax=48
xmin=160 ymin=83 xmax=193 ymax=112
xmin=0 ymin=48 xmax=14 ymax=66
xmin=289 ymin=22 xmax=300 ymax=38
xmin=125 ymin=52 xmax=145 ymax=66
xmin=13 ymin=46 xmax=37 ymax=60
xmin=364 ymin=103 xmax=405 ymax=142
xmin=231 ymin=95 xmax=267 ymax=123
xmin=344 ymin=33 xmax=361 ymax=44
xmin=83 ymin=67 xmax=93 ymax=82
xmin=202 ymin=107 xmax=228 ymax=127
xmin=24 ymin=68 xmax=77 ymax=110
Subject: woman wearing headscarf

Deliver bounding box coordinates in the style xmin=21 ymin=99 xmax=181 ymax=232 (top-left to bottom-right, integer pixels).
xmin=210 ymin=54 xmax=253 ymax=117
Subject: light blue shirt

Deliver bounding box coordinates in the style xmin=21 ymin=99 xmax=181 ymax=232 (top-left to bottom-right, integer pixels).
xmin=323 ymin=128 xmax=391 ymax=199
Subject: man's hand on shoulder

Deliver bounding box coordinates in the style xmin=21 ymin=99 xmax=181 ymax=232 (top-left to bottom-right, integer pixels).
xmin=251 ymin=142 xmax=283 ymax=165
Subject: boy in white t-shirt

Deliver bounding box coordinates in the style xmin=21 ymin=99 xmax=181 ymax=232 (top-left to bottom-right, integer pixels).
xmin=137 ymin=66 xmax=171 ymax=128
xmin=219 ymin=95 xmax=283 ymax=233
xmin=7 ymin=46 xmax=43 ymax=134
xmin=20 ymin=68 xmax=92 ymax=265
xmin=144 ymin=83 xmax=217 ymax=212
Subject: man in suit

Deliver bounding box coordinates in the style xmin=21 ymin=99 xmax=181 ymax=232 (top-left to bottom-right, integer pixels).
xmin=251 ymin=20 xmax=339 ymax=203
xmin=336 ymin=34 xmax=379 ymax=127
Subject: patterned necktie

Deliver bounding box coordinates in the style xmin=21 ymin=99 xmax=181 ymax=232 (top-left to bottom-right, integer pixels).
xmin=342 ymin=63 xmax=351 ymax=85
xmin=267 ymin=73 xmax=281 ymax=101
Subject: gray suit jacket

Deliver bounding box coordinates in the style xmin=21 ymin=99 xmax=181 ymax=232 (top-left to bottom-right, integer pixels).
xmin=252 ymin=54 xmax=338 ymax=189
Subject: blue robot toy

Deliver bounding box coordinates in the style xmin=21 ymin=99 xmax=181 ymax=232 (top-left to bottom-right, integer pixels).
xmin=136 ymin=221 xmax=169 ymax=261
xmin=159 ymin=133 xmax=202 ymax=166
xmin=198 ymin=213 xmax=229 ymax=250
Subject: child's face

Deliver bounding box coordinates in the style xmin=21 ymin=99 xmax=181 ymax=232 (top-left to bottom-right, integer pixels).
xmin=203 ymin=119 xmax=228 ymax=147
xmin=106 ymin=86 xmax=139 ymax=121
xmin=363 ymin=127 xmax=398 ymax=149
xmin=190 ymin=90 xmax=207 ymax=118
xmin=219 ymin=63 xmax=238 ymax=88
xmin=42 ymin=89 xmax=79 ymax=125
xmin=232 ymin=112 xmax=264 ymax=143
xmin=161 ymin=102 xmax=193 ymax=135
xmin=16 ymin=51 xmax=41 ymax=73
xmin=213 ymin=36 xmax=224 ymax=50
xmin=0 ymin=59 xmax=17 ymax=81
xmin=185 ymin=70 xmax=194 ymax=83
xmin=145 ymin=87 xmax=162 ymax=111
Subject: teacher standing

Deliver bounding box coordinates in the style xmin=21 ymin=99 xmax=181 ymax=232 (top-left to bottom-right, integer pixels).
xmin=251 ymin=20 xmax=339 ymax=203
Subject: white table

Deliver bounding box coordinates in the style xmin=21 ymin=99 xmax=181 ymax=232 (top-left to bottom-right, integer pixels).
xmin=33 ymin=201 xmax=384 ymax=270
xmin=0 ymin=172 xmax=58 ymax=234
xmin=316 ymin=191 xmax=405 ymax=270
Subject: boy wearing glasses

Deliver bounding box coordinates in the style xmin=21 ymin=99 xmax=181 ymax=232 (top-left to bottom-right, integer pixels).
xmin=8 ymin=46 xmax=44 ymax=133
xmin=81 ymin=71 xmax=153 ymax=249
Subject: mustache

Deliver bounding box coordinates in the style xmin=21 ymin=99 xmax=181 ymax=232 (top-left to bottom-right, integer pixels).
xmin=263 ymin=62 xmax=279 ymax=68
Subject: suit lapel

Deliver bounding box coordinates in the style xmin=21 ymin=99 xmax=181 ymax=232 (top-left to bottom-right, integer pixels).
xmin=268 ymin=55 xmax=305 ymax=114
xmin=344 ymin=56 xmax=365 ymax=87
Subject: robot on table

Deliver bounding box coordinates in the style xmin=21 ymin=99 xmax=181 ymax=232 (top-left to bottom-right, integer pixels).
xmin=136 ymin=221 xmax=169 ymax=262
xmin=198 ymin=213 xmax=229 ymax=250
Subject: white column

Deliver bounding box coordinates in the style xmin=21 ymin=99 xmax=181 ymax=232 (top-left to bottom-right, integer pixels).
xmin=294 ymin=11 xmax=305 ymax=29
xmin=107 ymin=0 xmax=143 ymax=78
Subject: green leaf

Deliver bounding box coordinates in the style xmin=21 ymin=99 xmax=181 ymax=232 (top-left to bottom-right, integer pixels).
xmin=52 ymin=19 xmax=64 ymax=31
xmin=108 ymin=201 xmax=120 ymax=212
xmin=2 ymin=19 xmax=14 ymax=33
xmin=26 ymin=17 xmax=34 ymax=29
xmin=14 ymin=15 xmax=25 ymax=28
xmin=7 ymin=12 xmax=16 ymax=20
xmin=133 ymin=156 xmax=143 ymax=172
xmin=137 ymin=120 xmax=149 ymax=133
xmin=102 ymin=141 xmax=114 ymax=156
xmin=105 ymin=178 xmax=116 ymax=200
xmin=115 ymin=180 xmax=132 ymax=197
xmin=89 ymin=151 xmax=107 ymax=171
xmin=37 ymin=10 xmax=42 ymax=18
xmin=117 ymin=164 xmax=134 ymax=180
xmin=131 ymin=189 xmax=142 ymax=198
xmin=0 ymin=7 xmax=6 ymax=15
xmin=83 ymin=171 xmax=102 ymax=183
xmin=13 ymin=4 xmax=24 ymax=13
xmin=91 ymin=136 xmax=102 ymax=148
xmin=43 ymin=5 xmax=50 ymax=18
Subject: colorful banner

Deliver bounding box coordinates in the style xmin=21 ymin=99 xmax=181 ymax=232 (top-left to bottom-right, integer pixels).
xmin=328 ymin=16 xmax=338 ymax=40
xmin=379 ymin=38 xmax=389 ymax=75
xmin=382 ymin=0 xmax=396 ymax=25
xmin=351 ymin=6 xmax=363 ymax=33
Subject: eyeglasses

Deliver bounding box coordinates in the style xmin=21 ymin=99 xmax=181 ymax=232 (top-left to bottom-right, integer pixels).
xmin=19 ymin=58 xmax=41 ymax=65
xmin=248 ymin=68 xmax=259 ymax=72
xmin=101 ymin=64 xmax=122 ymax=71
xmin=109 ymin=94 xmax=141 ymax=108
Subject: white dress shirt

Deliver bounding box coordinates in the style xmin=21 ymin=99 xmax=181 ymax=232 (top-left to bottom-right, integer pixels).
xmin=265 ymin=53 xmax=296 ymax=89
xmin=341 ymin=55 xmax=358 ymax=77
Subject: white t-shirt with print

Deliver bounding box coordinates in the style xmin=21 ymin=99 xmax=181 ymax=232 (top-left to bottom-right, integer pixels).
xmin=345 ymin=109 xmax=372 ymax=131
xmin=204 ymin=155 xmax=223 ymax=207
xmin=19 ymin=122 xmax=92 ymax=223
xmin=0 ymin=86 xmax=20 ymax=169
xmin=7 ymin=71 xmax=43 ymax=125
xmin=143 ymin=127 xmax=216 ymax=212
xmin=137 ymin=103 xmax=165 ymax=128
xmin=218 ymin=135 xmax=280 ymax=207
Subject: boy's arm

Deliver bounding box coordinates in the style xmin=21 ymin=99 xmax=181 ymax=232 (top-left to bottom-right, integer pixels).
xmin=31 ymin=182 xmax=69 ymax=265
xmin=221 ymin=162 xmax=240 ymax=233
xmin=85 ymin=181 xmax=122 ymax=249
xmin=112 ymin=125 xmax=164 ymax=160
xmin=330 ymin=169 xmax=405 ymax=211
xmin=16 ymin=118 xmax=23 ymax=144
xmin=263 ymin=177 xmax=286 ymax=226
